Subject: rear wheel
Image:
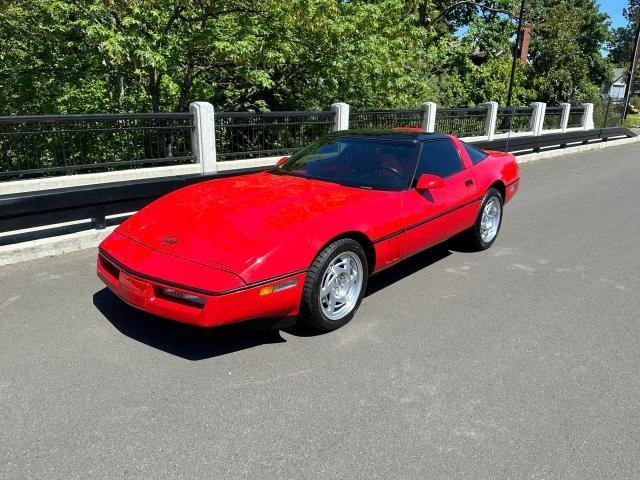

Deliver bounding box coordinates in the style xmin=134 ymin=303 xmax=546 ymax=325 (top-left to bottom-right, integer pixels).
xmin=464 ymin=188 xmax=503 ymax=251
xmin=300 ymin=238 xmax=368 ymax=331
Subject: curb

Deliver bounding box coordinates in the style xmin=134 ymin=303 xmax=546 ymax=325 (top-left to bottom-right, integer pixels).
xmin=0 ymin=227 xmax=115 ymax=266
xmin=0 ymin=136 xmax=638 ymax=267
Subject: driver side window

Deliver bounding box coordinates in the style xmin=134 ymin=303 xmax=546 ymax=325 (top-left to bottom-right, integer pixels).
xmin=413 ymin=139 xmax=463 ymax=185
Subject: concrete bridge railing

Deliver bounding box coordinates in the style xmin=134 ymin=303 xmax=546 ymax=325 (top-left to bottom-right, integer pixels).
xmin=0 ymin=101 xmax=595 ymax=195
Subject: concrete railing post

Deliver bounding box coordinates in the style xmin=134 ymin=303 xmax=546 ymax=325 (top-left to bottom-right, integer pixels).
xmin=529 ymin=102 xmax=546 ymax=136
xmin=421 ymin=102 xmax=437 ymax=132
xmin=331 ymin=102 xmax=350 ymax=131
xmin=559 ymin=102 xmax=571 ymax=132
xmin=189 ymin=102 xmax=217 ymax=174
xmin=581 ymin=103 xmax=594 ymax=130
xmin=482 ymin=101 xmax=498 ymax=140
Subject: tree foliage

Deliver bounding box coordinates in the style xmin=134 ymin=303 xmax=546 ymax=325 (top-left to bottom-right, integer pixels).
xmin=608 ymin=0 xmax=639 ymax=65
xmin=0 ymin=0 xmax=615 ymax=114
xmin=529 ymin=0 xmax=611 ymax=103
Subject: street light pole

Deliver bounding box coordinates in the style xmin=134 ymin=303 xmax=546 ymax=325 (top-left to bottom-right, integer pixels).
xmin=505 ymin=0 xmax=526 ymax=110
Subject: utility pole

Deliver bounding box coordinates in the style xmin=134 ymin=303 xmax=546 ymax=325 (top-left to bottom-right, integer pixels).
xmin=500 ymin=0 xmax=526 ymax=132
xmin=622 ymin=14 xmax=640 ymax=119
xmin=505 ymin=0 xmax=526 ymax=110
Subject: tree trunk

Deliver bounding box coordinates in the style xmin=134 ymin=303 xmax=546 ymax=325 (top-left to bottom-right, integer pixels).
xmin=148 ymin=68 xmax=162 ymax=113
xmin=177 ymin=63 xmax=194 ymax=112
xmin=418 ymin=3 xmax=427 ymax=27
xmin=118 ymin=75 xmax=125 ymax=109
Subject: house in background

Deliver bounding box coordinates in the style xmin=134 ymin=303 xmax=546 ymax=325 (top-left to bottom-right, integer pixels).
xmin=602 ymin=68 xmax=627 ymax=99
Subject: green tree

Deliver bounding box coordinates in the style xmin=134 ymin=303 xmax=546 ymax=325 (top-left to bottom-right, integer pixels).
xmin=272 ymin=0 xmax=443 ymax=110
xmin=528 ymin=0 xmax=612 ymax=103
xmin=450 ymin=0 xmax=534 ymax=105
xmin=608 ymin=0 xmax=639 ymax=65
xmin=0 ymin=0 xmax=616 ymax=114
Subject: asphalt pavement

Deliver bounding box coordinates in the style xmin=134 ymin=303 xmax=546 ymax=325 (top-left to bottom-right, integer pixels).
xmin=1 ymin=143 xmax=640 ymax=479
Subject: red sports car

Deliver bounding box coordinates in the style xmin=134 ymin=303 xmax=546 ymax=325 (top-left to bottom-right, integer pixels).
xmin=98 ymin=130 xmax=519 ymax=331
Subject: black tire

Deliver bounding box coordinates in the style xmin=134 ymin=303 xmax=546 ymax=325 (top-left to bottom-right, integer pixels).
xmin=300 ymin=238 xmax=369 ymax=331
xmin=463 ymin=187 xmax=504 ymax=251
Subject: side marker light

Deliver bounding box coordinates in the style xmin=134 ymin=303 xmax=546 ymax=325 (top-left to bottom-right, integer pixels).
xmin=259 ymin=279 xmax=298 ymax=296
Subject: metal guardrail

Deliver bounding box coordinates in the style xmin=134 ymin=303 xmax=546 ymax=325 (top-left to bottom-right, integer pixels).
xmin=0 ymin=113 xmax=195 ymax=181
xmin=1 ymin=127 xmax=634 ymax=239
xmin=215 ymin=111 xmax=335 ymax=160
xmin=0 ymin=166 xmax=267 ymax=233
xmin=471 ymin=126 xmax=633 ymax=152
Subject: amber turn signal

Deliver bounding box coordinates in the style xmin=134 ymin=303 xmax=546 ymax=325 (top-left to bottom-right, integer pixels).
xmin=259 ymin=279 xmax=298 ymax=296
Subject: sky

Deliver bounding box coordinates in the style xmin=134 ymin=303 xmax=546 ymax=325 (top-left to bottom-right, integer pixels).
xmin=599 ymin=0 xmax=629 ymax=55
xmin=599 ymin=0 xmax=628 ymax=29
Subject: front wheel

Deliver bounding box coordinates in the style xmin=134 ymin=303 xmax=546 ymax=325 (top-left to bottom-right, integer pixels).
xmin=300 ymin=238 xmax=368 ymax=331
xmin=464 ymin=188 xmax=503 ymax=251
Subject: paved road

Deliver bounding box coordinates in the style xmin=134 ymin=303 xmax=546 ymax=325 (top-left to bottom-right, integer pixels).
xmin=2 ymin=143 xmax=640 ymax=479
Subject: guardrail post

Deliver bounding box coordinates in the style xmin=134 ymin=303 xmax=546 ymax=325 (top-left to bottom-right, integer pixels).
xmin=581 ymin=103 xmax=594 ymax=130
xmin=482 ymin=101 xmax=498 ymax=140
xmin=559 ymin=103 xmax=571 ymax=132
xmin=91 ymin=209 xmax=106 ymax=230
xmin=189 ymin=101 xmax=217 ymax=174
xmin=529 ymin=102 xmax=546 ymax=136
xmin=331 ymin=103 xmax=350 ymax=131
xmin=421 ymin=102 xmax=436 ymax=132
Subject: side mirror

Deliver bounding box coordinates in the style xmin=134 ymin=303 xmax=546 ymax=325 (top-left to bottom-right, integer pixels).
xmin=275 ymin=156 xmax=289 ymax=167
xmin=416 ymin=173 xmax=445 ymax=191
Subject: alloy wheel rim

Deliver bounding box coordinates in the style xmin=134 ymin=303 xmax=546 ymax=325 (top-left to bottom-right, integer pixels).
xmin=480 ymin=197 xmax=501 ymax=243
xmin=319 ymin=252 xmax=363 ymax=321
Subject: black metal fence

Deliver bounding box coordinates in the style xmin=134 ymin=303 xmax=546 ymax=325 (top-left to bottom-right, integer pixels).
xmin=495 ymin=107 xmax=534 ymax=134
xmin=215 ymin=111 xmax=334 ymax=161
xmin=567 ymin=106 xmax=585 ymax=128
xmin=349 ymin=109 xmax=423 ymax=130
xmin=435 ymin=107 xmax=487 ymax=137
xmin=1 ymin=103 xmax=595 ymax=182
xmin=0 ymin=113 xmax=195 ymax=181
xmin=594 ymin=98 xmax=624 ymax=128
xmin=543 ymin=107 xmax=564 ymax=130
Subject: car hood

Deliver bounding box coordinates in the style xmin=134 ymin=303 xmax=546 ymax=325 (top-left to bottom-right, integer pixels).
xmin=116 ymin=172 xmax=384 ymax=280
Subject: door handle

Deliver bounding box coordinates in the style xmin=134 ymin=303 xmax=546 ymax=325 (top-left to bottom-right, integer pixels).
xmin=465 ymin=179 xmax=474 ymax=187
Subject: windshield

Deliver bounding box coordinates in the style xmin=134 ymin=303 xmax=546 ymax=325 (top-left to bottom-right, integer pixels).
xmin=273 ymin=136 xmax=419 ymax=190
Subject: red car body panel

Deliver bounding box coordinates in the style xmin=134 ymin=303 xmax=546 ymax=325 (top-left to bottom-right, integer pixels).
xmin=97 ymin=133 xmax=519 ymax=327
xmin=98 ymin=248 xmax=306 ymax=327
xmin=115 ymin=172 xmax=406 ymax=283
xmin=402 ymin=138 xmax=479 ymax=257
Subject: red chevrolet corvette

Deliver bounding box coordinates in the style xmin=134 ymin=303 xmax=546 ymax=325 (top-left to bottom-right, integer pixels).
xmin=98 ymin=130 xmax=519 ymax=331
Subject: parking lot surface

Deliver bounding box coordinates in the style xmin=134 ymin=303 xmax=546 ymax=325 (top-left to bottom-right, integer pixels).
xmin=1 ymin=143 xmax=639 ymax=479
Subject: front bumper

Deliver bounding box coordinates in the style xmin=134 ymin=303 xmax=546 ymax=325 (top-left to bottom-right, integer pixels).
xmin=97 ymin=248 xmax=305 ymax=328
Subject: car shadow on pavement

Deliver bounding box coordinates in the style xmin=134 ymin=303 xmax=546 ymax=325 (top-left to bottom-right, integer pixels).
xmin=93 ymin=288 xmax=286 ymax=361
xmin=94 ymin=242 xmax=455 ymax=356
xmin=365 ymin=243 xmax=452 ymax=297
xmin=283 ymin=243 xmax=453 ymax=338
